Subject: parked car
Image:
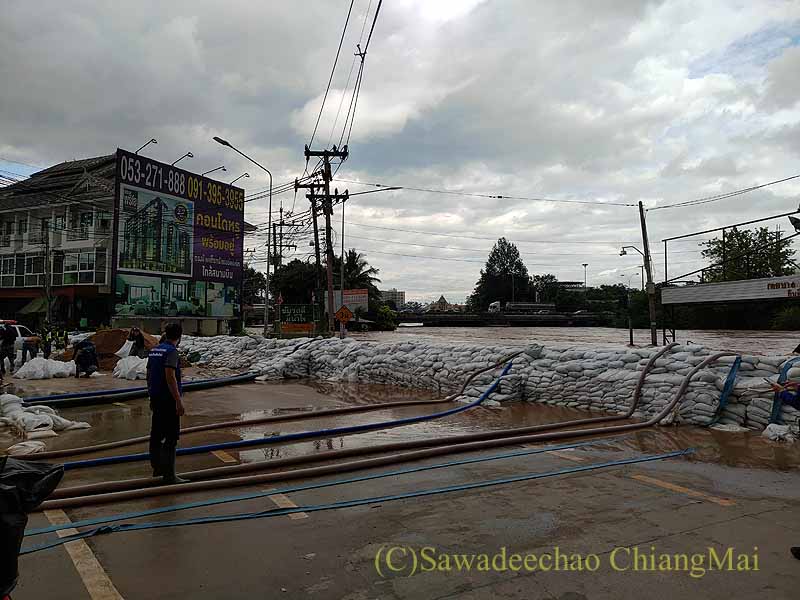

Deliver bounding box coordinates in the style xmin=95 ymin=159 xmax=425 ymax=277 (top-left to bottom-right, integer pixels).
xmin=0 ymin=321 xmax=36 ymax=351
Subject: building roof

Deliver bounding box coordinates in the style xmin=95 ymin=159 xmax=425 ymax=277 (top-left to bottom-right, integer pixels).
xmin=0 ymin=154 xmax=117 ymax=212
xmin=0 ymin=153 xmax=257 ymax=231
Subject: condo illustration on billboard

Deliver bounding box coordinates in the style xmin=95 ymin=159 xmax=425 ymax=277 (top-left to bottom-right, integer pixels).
xmin=117 ymin=187 xmax=194 ymax=277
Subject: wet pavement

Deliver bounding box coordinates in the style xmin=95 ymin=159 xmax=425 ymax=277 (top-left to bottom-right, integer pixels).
xmin=9 ymin=378 xmax=800 ymax=599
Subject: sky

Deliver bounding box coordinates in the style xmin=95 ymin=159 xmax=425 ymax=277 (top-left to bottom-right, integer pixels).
xmin=2 ymin=0 xmax=800 ymax=303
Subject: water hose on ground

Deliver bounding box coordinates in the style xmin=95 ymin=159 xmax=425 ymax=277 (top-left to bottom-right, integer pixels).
xmin=40 ymin=351 xmax=730 ymax=509
xmin=22 ymin=373 xmax=258 ymax=408
xmin=56 ymin=360 xmax=519 ymax=470
xmin=29 ymin=437 xmax=630 ymax=537
xmin=33 ymin=350 xmax=525 ymax=461
xmin=24 ymin=449 xmax=693 ymax=554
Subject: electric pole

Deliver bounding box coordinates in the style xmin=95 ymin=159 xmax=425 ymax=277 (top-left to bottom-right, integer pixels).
xmin=638 ymin=201 xmax=658 ymax=346
xmin=304 ymin=145 xmax=349 ymax=333
xmin=43 ymin=218 xmax=51 ymax=324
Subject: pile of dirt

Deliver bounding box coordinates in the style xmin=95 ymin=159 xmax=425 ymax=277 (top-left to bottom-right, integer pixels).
xmin=61 ymin=328 xmax=160 ymax=371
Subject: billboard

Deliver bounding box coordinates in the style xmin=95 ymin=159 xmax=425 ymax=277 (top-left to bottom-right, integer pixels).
xmin=662 ymin=274 xmax=800 ymax=305
xmin=324 ymin=288 xmax=369 ymax=315
xmin=113 ymin=149 xmax=244 ymax=319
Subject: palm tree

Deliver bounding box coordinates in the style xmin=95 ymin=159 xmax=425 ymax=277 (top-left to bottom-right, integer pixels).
xmin=331 ymin=249 xmax=382 ymax=301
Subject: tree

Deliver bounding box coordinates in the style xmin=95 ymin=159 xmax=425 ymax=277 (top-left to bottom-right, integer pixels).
xmin=401 ymin=301 xmax=424 ymax=313
xmin=330 ymin=249 xmax=382 ymax=303
xmin=532 ymin=273 xmax=559 ymax=303
xmin=467 ymin=238 xmax=532 ymax=311
xmin=270 ymin=259 xmax=317 ymax=304
xmin=374 ymin=305 xmax=397 ymax=331
xmin=700 ymin=226 xmax=796 ymax=282
xmin=242 ymin=264 xmax=266 ymax=305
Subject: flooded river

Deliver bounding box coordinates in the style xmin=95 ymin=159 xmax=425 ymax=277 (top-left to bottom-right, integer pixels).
xmin=350 ymin=326 xmax=799 ymax=355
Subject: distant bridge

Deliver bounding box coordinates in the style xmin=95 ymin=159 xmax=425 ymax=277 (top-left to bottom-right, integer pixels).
xmin=394 ymin=312 xmax=600 ymax=327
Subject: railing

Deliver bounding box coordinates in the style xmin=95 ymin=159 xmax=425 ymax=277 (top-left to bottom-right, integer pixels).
xmin=66 ymin=228 xmax=89 ymax=241
xmin=0 ymin=235 xmax=10 ymax=248
xmin=27 ymin=231 xmax=46 ymax=245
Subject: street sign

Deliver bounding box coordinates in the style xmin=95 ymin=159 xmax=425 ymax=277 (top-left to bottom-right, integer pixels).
xmin=335 ymin=305 xmax=353 ymax=324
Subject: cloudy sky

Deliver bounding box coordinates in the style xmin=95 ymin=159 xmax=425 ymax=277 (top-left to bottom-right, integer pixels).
xmin=2 ymin=0 xmax=800 ymax=302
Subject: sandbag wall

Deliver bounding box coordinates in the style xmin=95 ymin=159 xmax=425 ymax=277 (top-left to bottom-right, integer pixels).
xmin=179 ymin=335 xmax=799 ymax=431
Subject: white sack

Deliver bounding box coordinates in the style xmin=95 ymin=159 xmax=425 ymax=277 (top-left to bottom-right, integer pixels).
xmin=6 ymin=440 xmax=47 ymax=455
xmin=761 ymin=423 xmax=798 ymax=443
xmin=13 ymin=357 xmax=76 ymax=379
xmin=113 ymin=355 xmax=148 ymax=380
xmin=115 ymin=340 xmax=134 ymax=358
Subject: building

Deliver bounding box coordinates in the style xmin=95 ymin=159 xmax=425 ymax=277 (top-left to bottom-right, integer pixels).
xmin=0 ymin=152 xmax=255 ymax=330
xmin=0 ymin=155 xmax=116 ymax=325
xmin=380 ymin=288 xmax=405 ymax=307
xmin=427 ymin=295 xmax=451 ymax=312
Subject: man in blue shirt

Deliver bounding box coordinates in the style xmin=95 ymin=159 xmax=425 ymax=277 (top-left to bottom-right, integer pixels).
xmin=146 ymin=322 xmax=187 ymax=484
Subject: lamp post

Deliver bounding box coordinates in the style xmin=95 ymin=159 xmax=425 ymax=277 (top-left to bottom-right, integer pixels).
xmin=582 ymin=263 xmax=588 ymax=288
xmin=620 ymin=274 xmax=635 ymax=346
xmin=213 ymin=136 xmax=272 ymax=336
xmin=171 ymin=152 xmax=193 ymax=166
xmin=134 ymin=138 xmax=157 ymax=155
xmin=201 ymin=165 xmax=226 ymax=177
xmin=231 ymin=172 xmax=250 ymax=185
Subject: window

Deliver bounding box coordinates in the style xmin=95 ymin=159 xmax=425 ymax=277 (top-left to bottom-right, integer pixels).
xmin=96 ymin=211 xmax=111 ymax=232
xmin=170 ymin=281 xmax=187 ymax=301
xmin=130 ymin=286 xmax=151 ymax=300
xmin=4 ymin=222 xmax=12 ymax=235
xmin=54 ymin=214 xmax=65 ymax=230
xmin=79 ymin=251 xmax=95 ymax=271
xmin=80 ymin=212 xmax=93 ymax=228
xmin=0 ymin=256 xmax=14 ymax=287
xmin=18 ymin=326 xmax=32 ymax=337
xmin=17 ymin=220 xmax=27 ymax=235
xmin=64 ymin=253 xmax=78 ymax=272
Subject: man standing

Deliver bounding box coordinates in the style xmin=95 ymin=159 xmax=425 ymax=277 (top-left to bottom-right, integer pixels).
xmin=146 ymin=322 xmax=187 ymax=484
xmin=0 ymin=326 xmax=17 ymax=377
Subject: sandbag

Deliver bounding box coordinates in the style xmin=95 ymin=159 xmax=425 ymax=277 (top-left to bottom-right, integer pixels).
xmin=13 ymin=357 xmax=76 ymax=379
xmin=115 ymin=339 xmax=135 ymax=358
xmin=113 ymin=355 xmax=148 ymax=380
xmin=0 ymin=393 xmax=90 ymax=436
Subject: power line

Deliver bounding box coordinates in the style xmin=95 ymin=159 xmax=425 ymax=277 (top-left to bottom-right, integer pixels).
xmin=308 ymin=0 xmax=355 ymax=147
xmin=650 ymin=173 xmax=800 ymax=211
xmin=334 ymin=178 xmax=636 ymax=207
xmin=344 ymin=221 xmax=640 ymax=244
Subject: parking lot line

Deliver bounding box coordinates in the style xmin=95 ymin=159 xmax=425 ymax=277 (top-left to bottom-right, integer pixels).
xmin=268 ymin=492 xmax=309 ymax=520
xmin=44 ymin=509 xmax=124 ymax=600
xmin=630 ymin=473 xmax=736 ymax=506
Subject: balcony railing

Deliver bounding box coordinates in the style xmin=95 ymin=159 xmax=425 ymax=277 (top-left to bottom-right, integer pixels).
xmin=27 ymin=231 xmax=47 ymax=245
xmin=0 ymin=235 xmax=10 ymax=248
xmin=66 ymin=228 xmax=89 ymax=241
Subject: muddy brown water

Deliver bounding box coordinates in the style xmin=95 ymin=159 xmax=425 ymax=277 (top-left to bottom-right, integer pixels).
xmin=347 ymin=326 xmax=800 ymax=355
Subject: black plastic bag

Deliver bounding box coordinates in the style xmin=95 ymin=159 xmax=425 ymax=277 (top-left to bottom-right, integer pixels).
xmin=0 ymin=457 xmax=63 ymax=596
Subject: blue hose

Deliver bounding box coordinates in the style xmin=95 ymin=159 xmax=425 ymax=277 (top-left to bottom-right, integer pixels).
xmin=709 ymin=356 xmax=741 ymax=426
xmin=29 ymin=436 xmax=629 ymax=537
xmin=769 ymin=356 xmax=800 ymax=424
xmin=23 ymin=373 xmax=257 ymax=408
xmin=60 ymin=362 xmax=514 ymax=471
xmin=21 ymin=448 xmax=692 ymax=555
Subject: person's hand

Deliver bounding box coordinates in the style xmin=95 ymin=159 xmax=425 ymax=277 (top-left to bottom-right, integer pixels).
xmin=771 ymin=383 xmax=785 ymax=392
xmin=176 ymin=401 xmax=185 ymax=417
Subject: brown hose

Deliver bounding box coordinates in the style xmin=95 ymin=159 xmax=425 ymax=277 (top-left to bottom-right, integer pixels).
xmin=33 ymin=350 xmax=523 ymax=461
xmin=43 ymin=346 xmax=713 ymax=509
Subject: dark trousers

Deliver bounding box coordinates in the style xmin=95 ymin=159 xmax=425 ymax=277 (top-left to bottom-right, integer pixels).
xmin=0 ymin=344 xmax=14 ymax=375
xmin=20 ymin=343 xmax=38 ymax=366
xmin=149 ymin=406 xmax=180 ymax=474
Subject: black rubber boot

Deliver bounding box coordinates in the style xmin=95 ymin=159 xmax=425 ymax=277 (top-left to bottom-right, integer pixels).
xmin=149 ymin=439 xmax=162 ymax=478
xmin=791 ymin=547 xmax=800 ymax=560
xmin=161 ymin=443 xmax=189 ymax=485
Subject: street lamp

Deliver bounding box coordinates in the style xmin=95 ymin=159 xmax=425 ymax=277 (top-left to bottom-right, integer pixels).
xmin=134 ymin=138 xmax=157 ymax=155
xmin=582 ymin=263 xmax=588 ymax=288
xmin=201 ymin=165 xmax=226 ymax=177
xmin=171 ymin=152 xmax=193 ymax=166
xmin=213 ymin=136 xmax=272 ymax=336
xmin=231 ymin=172 xmax=250 ymax=185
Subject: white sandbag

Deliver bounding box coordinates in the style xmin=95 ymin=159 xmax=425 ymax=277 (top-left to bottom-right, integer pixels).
xmin=761 ymin=423 xmax=798 ymax=443
xmin=6 ymin=440 xmax=47 ymax=455
xmin=709 ymin=423 xmax=749 ymax=433
xmin=113 ymin=355 xmax=148 ymax=380
xmin=115 ymin=340 xmax=135 ymax=358
xmin=0 ymin=393 xmax=91 ymax=439
xmin=26 ymin=429 xmax=59 ymax=439
xmin=13 ymin=357 xmax=76 ymax=379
